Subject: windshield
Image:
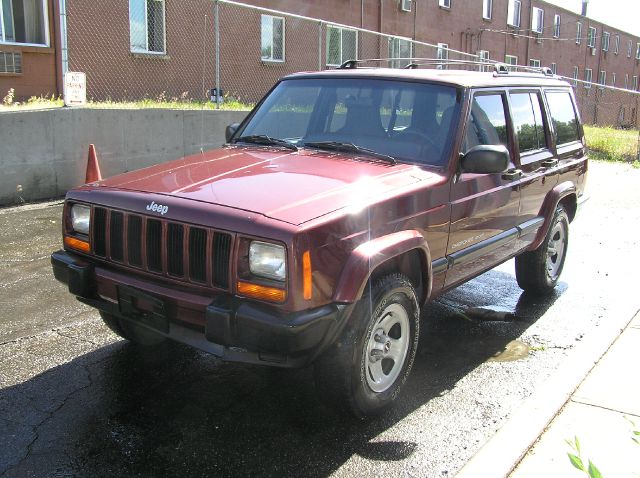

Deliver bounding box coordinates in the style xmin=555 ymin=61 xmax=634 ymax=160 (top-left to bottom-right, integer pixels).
xmin=236 ymin=77 xmax=460 ymax=167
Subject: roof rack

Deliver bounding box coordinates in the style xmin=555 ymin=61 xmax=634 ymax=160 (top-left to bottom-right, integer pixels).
xmin=337 ymin=57 xmax=557 ymax=78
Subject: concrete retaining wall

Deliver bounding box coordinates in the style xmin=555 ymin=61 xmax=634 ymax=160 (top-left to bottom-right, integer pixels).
xmin=0 ymin=108 xmax=249 ymax=205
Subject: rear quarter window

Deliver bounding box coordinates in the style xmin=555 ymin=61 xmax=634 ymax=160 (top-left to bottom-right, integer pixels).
xmin=545 ymin=91 xmax=581 ymax=145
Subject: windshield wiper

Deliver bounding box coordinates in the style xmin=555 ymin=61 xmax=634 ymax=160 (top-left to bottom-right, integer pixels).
xmin=235 ymin=135 xmax=298 ymax=151
xmin=303 ymin=141 xmax=396 ymax=165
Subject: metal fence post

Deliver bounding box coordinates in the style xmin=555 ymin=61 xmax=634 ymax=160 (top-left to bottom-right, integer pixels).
xmin=636 ymin=95 xmax=640 ymax=161
xmin=318 ymin=21 xmax=323 ymax=71
xmin=215 ymin=0 xmax=221 ymax=109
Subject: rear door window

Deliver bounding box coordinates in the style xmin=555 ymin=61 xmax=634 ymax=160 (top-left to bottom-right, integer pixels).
xmin=545 ymin=91 xmax=581 ymax=145
xmin=509 ymin=92 xmax=548 ymax=153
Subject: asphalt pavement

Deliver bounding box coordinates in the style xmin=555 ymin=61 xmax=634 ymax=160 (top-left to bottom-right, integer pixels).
xmin=1 ymin=160 xmax=639 ymax=477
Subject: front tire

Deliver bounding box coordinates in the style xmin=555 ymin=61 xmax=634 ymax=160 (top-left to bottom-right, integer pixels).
xmin=314 ymin=274 xmax=420 ymax=418
xmin=515 ymin=204 xmax=569 ymax=294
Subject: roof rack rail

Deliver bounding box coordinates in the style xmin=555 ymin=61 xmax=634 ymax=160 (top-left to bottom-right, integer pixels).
xmin=337 ymin=57 xmax=558 ymax=78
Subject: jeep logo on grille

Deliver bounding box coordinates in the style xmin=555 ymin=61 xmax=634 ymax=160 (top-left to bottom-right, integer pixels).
xmin=146 ymin=201 xmax=169 ymax=215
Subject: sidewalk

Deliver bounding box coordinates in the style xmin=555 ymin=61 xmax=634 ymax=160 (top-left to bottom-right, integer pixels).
xmin=456 ymin=310 xmax=640 ymax=478
xmin=509 ymin=311 xmax=640 ymax=477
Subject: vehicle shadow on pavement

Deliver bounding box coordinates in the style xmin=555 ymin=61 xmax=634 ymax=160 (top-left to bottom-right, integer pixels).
xmin=0 ymin=270 xmax=564 ymax=478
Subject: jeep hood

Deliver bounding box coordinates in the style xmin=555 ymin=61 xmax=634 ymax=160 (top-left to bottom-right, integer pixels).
xmin=94 ymin=146 xmax=442 ymax=225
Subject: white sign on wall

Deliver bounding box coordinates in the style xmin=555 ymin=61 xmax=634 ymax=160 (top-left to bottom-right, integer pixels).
xmin=63 ymin=72 xmax=87 ymax=106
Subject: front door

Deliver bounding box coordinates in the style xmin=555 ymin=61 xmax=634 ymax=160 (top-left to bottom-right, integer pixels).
xmin=445 ymin=91 xmax=521 ymax=287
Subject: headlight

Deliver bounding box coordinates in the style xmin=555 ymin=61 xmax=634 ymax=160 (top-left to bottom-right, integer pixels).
xmin=249 ymin=241 xmax=286 ymax=281
xmin=71 ymin=204 xmax=91 ymax=235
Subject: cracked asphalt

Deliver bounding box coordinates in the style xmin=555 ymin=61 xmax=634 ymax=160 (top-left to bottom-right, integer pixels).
xmin=1 ymin=161 xmax=639 ymax=478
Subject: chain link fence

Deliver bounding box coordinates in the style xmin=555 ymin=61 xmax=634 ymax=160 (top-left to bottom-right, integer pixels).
xmin=63 ymin=0 xmax=639 ymax=160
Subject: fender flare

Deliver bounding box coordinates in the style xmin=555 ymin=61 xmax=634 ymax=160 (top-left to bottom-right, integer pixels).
xmin=528 ymin=181 xmax=577 ymax=251
xmin=333 ymin=230 xmax=432 ymax=303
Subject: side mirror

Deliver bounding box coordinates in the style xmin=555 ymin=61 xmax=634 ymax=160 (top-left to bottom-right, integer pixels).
xmin=460 ymin=145 xmax=510 ymax=174
xmin=225 ymin=123 xmax=240 ymax=143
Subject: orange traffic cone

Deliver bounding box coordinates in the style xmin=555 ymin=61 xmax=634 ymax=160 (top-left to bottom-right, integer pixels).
xmin=85 ymin=144 xmax=102 ymax=183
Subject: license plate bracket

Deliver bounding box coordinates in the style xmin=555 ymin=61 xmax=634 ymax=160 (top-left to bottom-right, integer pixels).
xmin=117 ymin=285 xmax=169 ymax=333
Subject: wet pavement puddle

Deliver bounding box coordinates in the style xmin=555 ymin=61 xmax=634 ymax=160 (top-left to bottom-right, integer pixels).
xmin=487 ymin=340 xmax=531 ymax=362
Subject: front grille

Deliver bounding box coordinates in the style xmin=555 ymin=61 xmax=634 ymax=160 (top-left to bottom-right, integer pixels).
xmin=146 ymin=219 xmax=162 ymax=272
xmin=167 ymin=223 xmax=184 ymax=276
xmin=91 ymin=206 xmax=233 ymax=290
xmin=127 ymin=216 xmax=143 ymax=267
xmin=110 ymin=212 xmax=124 ymax=262
xmin=188 ymin=228 xmax=207 ymax=283
xmin=93 ymin=208 xmax=107 ymax=256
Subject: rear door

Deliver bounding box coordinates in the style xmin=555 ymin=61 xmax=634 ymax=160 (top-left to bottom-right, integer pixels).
xmin=507 ymin=89 xmax=559 ymax=247
xmin=445 ymin=90 xmax=521 ymax=287
xmin=544 ymin=89 xmax=587 ymax=195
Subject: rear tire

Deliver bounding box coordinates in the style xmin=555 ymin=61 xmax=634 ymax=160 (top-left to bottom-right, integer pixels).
xmin=515 ymin=204 xmax=569 ymax=294
xmin=99 ymin=311 xmax=167 ymax=346
xmin=314 ymin=273 xmax=420 ymax=418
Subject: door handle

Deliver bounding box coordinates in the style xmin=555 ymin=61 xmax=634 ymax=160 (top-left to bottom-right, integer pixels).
xmin=502 ymin=168 xmax=522 ymax=180
xmin=542 ymin=159 xmax=558 ymax=167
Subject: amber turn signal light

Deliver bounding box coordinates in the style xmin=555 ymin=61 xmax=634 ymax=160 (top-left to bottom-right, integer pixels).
xmin=302 ymin=250 xmax=312 ymax=300
xmin=64 ymin=235 xmax=90 ymax=253
xmin=237 ymin=281 xmax=287 ymax=303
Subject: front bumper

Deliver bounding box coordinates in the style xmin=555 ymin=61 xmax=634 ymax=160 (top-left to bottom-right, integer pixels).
xmin=51 ymin=250 xmax=349 ymax=367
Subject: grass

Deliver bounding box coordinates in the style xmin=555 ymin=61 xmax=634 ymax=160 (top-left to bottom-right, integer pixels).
xmin=0 ymin=89 xmax=253 ymax=112
xmin=584 ymin=125 xmax=639 ymax=163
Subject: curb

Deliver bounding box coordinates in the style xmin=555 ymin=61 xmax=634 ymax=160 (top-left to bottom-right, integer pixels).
xmin=455 ymin=308 xmax=640 ymax=478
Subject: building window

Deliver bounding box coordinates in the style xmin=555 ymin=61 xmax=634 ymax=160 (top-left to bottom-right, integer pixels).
xmin=611 ymin=72 xmax=616 ymax=87
xmin=437 ymin=43 xmax=449 ymax=69
xmin=529 ymin=58 xmax=540 ymax=68
xmin=261 ymin=15 xmax=285 ymax=62
xmin=507 ymin=0 xmax=521 ymax=28
xmin=628 ymin=40 xmax=633 ymax=57
xmin=0 ymin=0 xmax=48 ymax=46
xmin=587 ymin=27 xmax=596 ymax=48
xmin=553 ymin=14 xmax=560 ymax=38
xmin=326 ymin=25 xmax=357 ymax=67
xmin=401 ymin=0 xmax=412 ymax=12
xmin=439 ymin=0 xmax=451 ymax=9
xmin=388 ymin=37 xmax=412 ymax=68
xmin=572 ymin=66 xmax=579 ymax=87
xmin=550 ymin=62 xmax=557 ymax=75
xmin=636 ymin=43 xmax=640 ymax=60
xmin=634 ymin=76 xmax=639 ymax=91
xmin=483 ymin=0 xmax=492 ymax=20
xmin=614 ymin=34 xmax=620 ymax=54
xmin=602 ymin=32 xmax=610 ymax=52
xmin=531 ymin=7 xmax=543 ymax=34
xmin=129 ymin=0 xmax=165 ymax=54
xmin=576 ymin=22 xmax=582 ymax=44
xmin=598 ymin=70 xmax=606 ymax=89
xmin=584 ymin=68 xmax=592 ymax=88
xmin=0 ymin=51 xmax=21 ymax=73
xmin=505 ymin=54 xmax=518 ymax=71
xmin=477 ymin=49 xmax=490 ymax=71
xmin=625 ymin=74 xmax=629 ymax=89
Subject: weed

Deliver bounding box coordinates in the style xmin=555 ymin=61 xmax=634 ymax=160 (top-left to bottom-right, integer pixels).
xmin=2 ymin=88 xmax=15 ymax=106
xmin=566 ymin=436 xmax=603 ymax=478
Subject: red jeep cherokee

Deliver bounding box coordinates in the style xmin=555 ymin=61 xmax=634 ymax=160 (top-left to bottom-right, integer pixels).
xmin=52 ymin=65 xmax=587 ymax=416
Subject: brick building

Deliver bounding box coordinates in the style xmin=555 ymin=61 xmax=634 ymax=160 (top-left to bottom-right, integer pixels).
xmin=0 ymin=0 xmax=61 ymax=100
xmin=2 ymin=0 xmax=639 ymax=125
